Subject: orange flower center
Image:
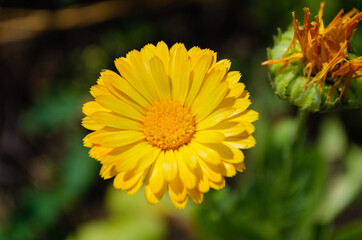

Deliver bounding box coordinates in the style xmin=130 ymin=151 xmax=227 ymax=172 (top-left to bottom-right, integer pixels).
xmin=143 ymin=100 xmax=196 ymax=150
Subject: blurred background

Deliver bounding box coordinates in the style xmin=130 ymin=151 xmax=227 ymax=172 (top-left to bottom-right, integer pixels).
xmin=1 ymin=0 xmax=362 ymax=239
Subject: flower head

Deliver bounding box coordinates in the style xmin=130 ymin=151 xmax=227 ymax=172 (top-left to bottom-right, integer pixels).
xmin=262 ymin=2 xmax=362 ymax=101
xmin=82 ymin=41 xmax=258 ymax=208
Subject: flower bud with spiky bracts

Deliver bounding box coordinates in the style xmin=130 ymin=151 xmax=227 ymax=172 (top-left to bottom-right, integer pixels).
xmin=262 ymin=2 xmax=362 ymax=112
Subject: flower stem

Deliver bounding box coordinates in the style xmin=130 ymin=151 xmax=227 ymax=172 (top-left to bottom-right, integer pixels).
xmin=284 ymin=110 xmax=309 ymax=183
xmin=295 ymin=110 xmax=309 ymax=146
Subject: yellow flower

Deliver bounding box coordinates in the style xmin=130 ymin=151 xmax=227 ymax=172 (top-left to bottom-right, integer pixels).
xmin=262 ymin=2 xmax=362 ymax=100
xmin=82 ymin=41 xmax=258 ymax=208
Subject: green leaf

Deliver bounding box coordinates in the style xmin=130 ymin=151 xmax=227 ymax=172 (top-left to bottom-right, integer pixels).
xmin=333 ymin=219 xmax=362 ymax=240
xmin=318 ymin=117 xmax=347 ymax=162
xmin=315 ymin=145 xmax=362 ymax=224
xmin=21 ymin=90 xmax=85 ymax=135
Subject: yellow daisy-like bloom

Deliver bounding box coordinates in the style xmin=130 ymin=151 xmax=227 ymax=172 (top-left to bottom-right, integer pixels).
xmin=82 ymin=41 xmax=258 ymax=208
xmin=262 ymin=2 xmax=362 ymax=100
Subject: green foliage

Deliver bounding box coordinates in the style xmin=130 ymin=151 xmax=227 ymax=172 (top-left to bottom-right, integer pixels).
xmin=21 ymin=90 xmax=84 ymax=135
xmin=66 ymin=184 xmax=198 ymax=240
xmin=196 ymin=116 xmax=327 ymax=240
xmin=196 ymin=115 xmax=362 ymax=240
xmin=318 ymin=117 xmax=348 ymax=162
xmin=333 ymin=220 xmax=362 ymax=240
xmin=315 ymin=146 xmax=362 ymax=224
xmin=0 ymin=133 xmax=98 ymax=240
xmin=66 ymin=188 xmax=171 ymax=240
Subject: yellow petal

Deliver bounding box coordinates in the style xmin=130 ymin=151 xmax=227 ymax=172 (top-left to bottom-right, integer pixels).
xmin=100 ymin=164 xmax=117 ymax=179
xmin=129 ymin=50 xmax=160 ymax=102
xmin=168 ymin=176 xmax=188 ymax=208
xmin=97 ymin=130 xmax=145 ymax=147
xmin=193 ymin=131 xmax=225 ymax=143
xmin=89 ymin=146 xmax=113 ymax=160
xmin=188 ymin=189 xmax=204 ymax=204
xmin=226 ymin=71 xmax=242 ymax=84
xmin=225 ymin=135 xmax=256 ymax=149
xmin=178 ymin=145 xmax=198 ymax=170
xmin=201 ymin=142 xmax=244 ymax=164
xmin=199 ymin=161 xmax=223 ymax=183
xmin=185 ymin=53 xmax=213 ymax=107
xmin=228 ymin=98 xmax=251 ymax=117
xmin=83 ymin=134 xmax=92 ymax=147
xmin=188 ymin=46 xmax=201 ymax=58
xmin=145 ymin=185 xmax=163 ymax=204
xmin=90 ymin=84 xmax=108 ymax=98
xmin=235 ymin=162 xmax=246 ymax=172
xmin=197 ymin=173 xmax=210 ymax=193
xmin=228 ymin=109 xmax=259 ymax=123
xmin=222 ymin=162 xmax=237 ymax=177
xmin=114 ymin=142 xmax=155 ymax=172
xmin=140 ymin=44 xmax=157 ymax=59
xmin=223 ymin=143 xmax=245 ymax=164
xmin=175 ymin=149 xmax=197 ymax=189
xmin=205 ymin=120 xmax=255 ymax=137
xmin=114 ymin=57 xmax=155 ymax=103
xmin=192 ymin=81 xmax=229 ymax=123
xmin=163 ymin=150 xmax=178 ymax=182
xmin=100 ymin=70 xmax=150 ymax=110
xmin=91 ymin=112 xmax=142 ymax=130
xmin=147 ymin=153 xmax=167 ymax=194
xmin=82 ymin=116 xmax=104 ymax=130
xmin=127 ymin=171 xmax=147 ymax=196
xmin=209 ymin=178 xmax=225 ymax=190
xmin=82 ymin=101 xmax=109 ymax=116
xmin=213 ymin=97 xmax=236 ymax=110
xmin=227 ymin=82 xmax=246 ymax=98
xmin=189 ymin=143 xmax=223 ymax=182
xmin=189 ymin=141 xmax=221 ymax=166
xmin=155 ymin=41 xmax=170 ymax=71
xmin=130 ymin=146 xmax=161 ymax=173
xmin=196 ymin=107 xmax=235 ymax=130
xmin=113 ymin=171 xmax=144 ymax=190
xmin=169 ymin=44 xmax=190 ymax=103
xmin=96 ymin=94 xmax=144 ymax=121
xmin=169 ymin=42 xmax=183 ymax=55
xmin=171 ymin=196 xmax=188 ymax=209
xmin=149 ymin=56 xmax=171 ymax=99
xmin=231 ymin=121 xmax=255 ymax=135
xmin=100 ymin=142 xmax=146 ymax=166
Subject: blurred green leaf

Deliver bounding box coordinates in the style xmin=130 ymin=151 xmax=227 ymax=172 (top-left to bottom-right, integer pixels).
xmin=66 ymin=216 xmax=164 ymax=240
xmin=58 ymin=134 xmax=98 ymax=204
xmin=1 ymin=133 xmax=98 ymax=240
xmin=333 ymin=219 xmax=362 ymax=240
xmin=21 ymin=90 xmax=85 ymax=135
xmin=67 ymin=186 xmax=195 ymax=240
xmin=315 ymin=145 xmax=362 ymax=224
xmin=318 ymin=117 xmax=347 ymax=162
xmin=196 ymin=117 xmax=327 ymax=240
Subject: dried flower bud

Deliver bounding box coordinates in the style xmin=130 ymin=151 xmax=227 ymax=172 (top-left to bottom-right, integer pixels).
xmin=263 ymin=2 xmax=362 ymax=112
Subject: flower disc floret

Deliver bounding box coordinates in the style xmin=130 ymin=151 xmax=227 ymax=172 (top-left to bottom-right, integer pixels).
xmin=143 ymin=101 xmax=196 ymax=150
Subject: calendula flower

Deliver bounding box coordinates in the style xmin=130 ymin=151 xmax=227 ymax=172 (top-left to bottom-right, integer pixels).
xmin=82 ymin=41 xmax=258 ymax=208
xmin=262 ymin=2 xmax=362 ymax=111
